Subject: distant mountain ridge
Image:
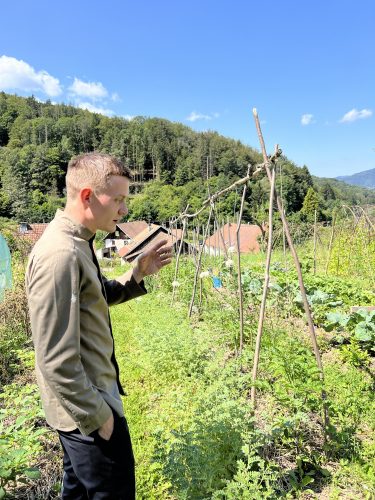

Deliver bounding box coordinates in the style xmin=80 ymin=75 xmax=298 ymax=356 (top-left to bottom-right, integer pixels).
xmin=336 ymin=168 xmax=375 ymax=189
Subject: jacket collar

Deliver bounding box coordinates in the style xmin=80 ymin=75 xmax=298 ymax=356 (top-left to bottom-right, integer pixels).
xmin=55 ymin=209 xmax=95 ymax=241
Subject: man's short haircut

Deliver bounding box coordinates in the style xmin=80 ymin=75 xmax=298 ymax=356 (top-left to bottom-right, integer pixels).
xmin=66 ymin=152 xmax=132 ymax=199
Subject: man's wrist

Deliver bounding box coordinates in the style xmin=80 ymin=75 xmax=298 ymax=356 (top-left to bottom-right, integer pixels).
xmin=132 ymin=265 xmax=145 ymax=284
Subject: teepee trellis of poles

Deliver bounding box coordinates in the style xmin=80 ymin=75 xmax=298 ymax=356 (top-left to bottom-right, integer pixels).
xmin=168 ymin=109 xmax=329 ymax=435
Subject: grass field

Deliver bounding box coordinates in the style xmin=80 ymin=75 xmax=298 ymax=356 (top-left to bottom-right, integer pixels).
xmin=1 ymin=239 xmax=375 ymax=498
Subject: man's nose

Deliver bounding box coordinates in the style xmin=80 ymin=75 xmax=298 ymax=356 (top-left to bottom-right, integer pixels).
xmin=119 ymin=203 xmax=128 ymax=216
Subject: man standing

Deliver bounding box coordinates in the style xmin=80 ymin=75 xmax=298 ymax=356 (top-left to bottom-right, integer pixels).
xmin=26 ymin=153 xmax=172 ymax=499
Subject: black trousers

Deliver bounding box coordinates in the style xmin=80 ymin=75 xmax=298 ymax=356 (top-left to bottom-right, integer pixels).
xmin=58 ymin=411 xmax=135 ymax=499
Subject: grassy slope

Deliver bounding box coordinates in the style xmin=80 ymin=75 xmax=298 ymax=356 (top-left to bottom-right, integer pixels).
xmin=2 ymin=234 xmax=374 ymax=498
xmin=110 ymin=256 xmax=375 ymax=499
xmin=111 ymin=293 xmax=253 ymax=498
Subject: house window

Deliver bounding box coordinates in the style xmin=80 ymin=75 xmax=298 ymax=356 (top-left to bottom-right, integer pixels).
xmin=105 ymin=239 xmax=116 ymax=249
xmin=19 ymin=222 xmax=29 ymax=233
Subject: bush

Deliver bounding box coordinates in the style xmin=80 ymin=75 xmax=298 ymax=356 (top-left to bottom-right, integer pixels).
xmin=0 ymin=376 xmax=47 ymax=497
xmin=0 ymin=284 xmax=31 ymax=384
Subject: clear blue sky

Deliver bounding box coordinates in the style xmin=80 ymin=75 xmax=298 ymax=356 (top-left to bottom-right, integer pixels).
xmin=1 ymin=0 xmax=374 ymax=178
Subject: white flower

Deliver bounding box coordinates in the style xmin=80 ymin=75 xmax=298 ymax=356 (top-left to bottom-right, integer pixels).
xmin=172 ymin=280 xmax=180 ymax=288
xmin=228 ymin=246 xmax=235 ymax=254
xmin=199 ymin=271 xmax=210 ymax=279
xmin=225 ymin=259 xmax=234 ymax=268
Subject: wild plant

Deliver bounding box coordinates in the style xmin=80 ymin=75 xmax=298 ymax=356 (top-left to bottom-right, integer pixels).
xmin=0 ymin=276 xmax=31 ymax=384
xmin=0 ymin=382 xmax=48 ymax=498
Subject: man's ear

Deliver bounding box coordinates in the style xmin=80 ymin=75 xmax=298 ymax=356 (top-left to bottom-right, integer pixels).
xmin=80 ymin=188 xmax=93 ymax=207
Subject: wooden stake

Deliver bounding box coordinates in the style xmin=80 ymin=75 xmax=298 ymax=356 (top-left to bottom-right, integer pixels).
xmin=214 ymin=207 xmax=228 ymax=259
xmin=313 ymin=209 xmax=317 ymax=275
xmin=188 ymin=206 xmax=213 ymax=317
xmin=252 ymin=108 xmax=329 ymax=432
xmin=236 ymin=166 xmax=251 ymax=356
xmin=279 ymin=164 xmax=288 ymax=269
xmin=228 ymin=215 xmax=232 ymax=248
xmin=251 ymin=167 xmax=276 ymax=405
xmin=171 ymin=218 xmax=187 ymax=304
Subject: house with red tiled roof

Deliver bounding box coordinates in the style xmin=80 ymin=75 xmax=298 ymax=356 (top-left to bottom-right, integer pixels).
xmin=99 ymin=221 xmax=187 ymax=260
xmin=98 ymin=221 xmax=151 ymax=258
xmin=18 ymin=223 xmax=49 ymax=245
xmin=118 ymin=224 xmax=192 ymax=263
xmin=205 ymin=222 xmax=264 ymax=255
xmin=105 ymin=221 xmax=149 ymax=243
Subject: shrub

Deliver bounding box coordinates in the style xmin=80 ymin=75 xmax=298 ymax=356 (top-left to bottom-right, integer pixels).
xmin=0 ymin=282 xmax=31 ymax=384
xmin=0 ymin=381 xmax=47 ymax=498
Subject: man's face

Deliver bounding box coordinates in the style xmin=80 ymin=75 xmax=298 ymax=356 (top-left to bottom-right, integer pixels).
xmin=90 ymin=175 xmax=130 ymax=233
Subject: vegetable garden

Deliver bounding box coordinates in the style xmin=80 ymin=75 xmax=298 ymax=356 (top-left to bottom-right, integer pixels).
xmin=1 ymin=205 xmax=375 ymax=498
xmin=1 ymin=112 xmax=375 ymax=498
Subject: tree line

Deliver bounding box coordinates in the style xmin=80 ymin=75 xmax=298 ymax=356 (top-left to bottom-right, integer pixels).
xmin=0 ymin=92 xmax=374 ymax=225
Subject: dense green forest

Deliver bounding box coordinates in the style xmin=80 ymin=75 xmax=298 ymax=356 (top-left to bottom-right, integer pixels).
xmin=1 ymin=92 xmax=374 ymax=224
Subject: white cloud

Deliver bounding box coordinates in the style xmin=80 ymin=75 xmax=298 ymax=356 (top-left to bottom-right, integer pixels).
xmin=111 ymin=92 xmax=121 ymax=102
xmin=340 ymin=108 xmax=372 ymax=123
xmin=69 ymin=77 xmax=108 ymax=101
xmin=301 ymin=113 xmax=314 ymax=126
xmin=123 ymin=114 xmax=135 ymax=121
xmin=187 ymin=111 xmax=211 ymax=122
xmin=0 ymin=55 xmax=62 ymax=96
xmin=186 ymin=111 xmax=220 ymax=122
xmin=77 ymin=102 xmax=114 ymax=116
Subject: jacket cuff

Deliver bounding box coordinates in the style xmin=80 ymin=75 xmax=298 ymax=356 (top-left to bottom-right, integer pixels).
xmin=130 ymin=274 xmax=147 ymax=296
xmin=77 ymin=400 xmax=113 ymax=436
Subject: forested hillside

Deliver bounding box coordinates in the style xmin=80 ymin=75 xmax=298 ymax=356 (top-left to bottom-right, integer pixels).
xmin=1 ymin=92 xmax=374 ymax=224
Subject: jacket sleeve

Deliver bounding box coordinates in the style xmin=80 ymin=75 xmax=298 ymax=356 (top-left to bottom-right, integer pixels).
xmin=26 ymin=249 xmax=112 ymax=435
xmin=102 ymin=274 xmax=147 ymax=306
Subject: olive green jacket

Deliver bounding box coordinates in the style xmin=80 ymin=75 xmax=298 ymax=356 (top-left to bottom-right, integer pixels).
xmin=26 ymin=210 xmax=146 ymax=435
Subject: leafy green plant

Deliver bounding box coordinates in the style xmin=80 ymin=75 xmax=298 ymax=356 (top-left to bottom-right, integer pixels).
xmin=294 ymin=288 xmax=343 ymax=326
xmin=212 ymin=440 xmax=278 ymax=499
xmin=0 ymin=263 xmax=31 ymax=384
xmin=340 ymin=341 xmax=370 ymax=368
xmin=325 ymin=309 xmax=375 ymax=349
xmin=0 ymin=382 xmax=47 ymax=497
xmin=353 ymin=309 xmax=375 ymax=343
xmin=152 ymin=390 xmax=255 ymax=499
